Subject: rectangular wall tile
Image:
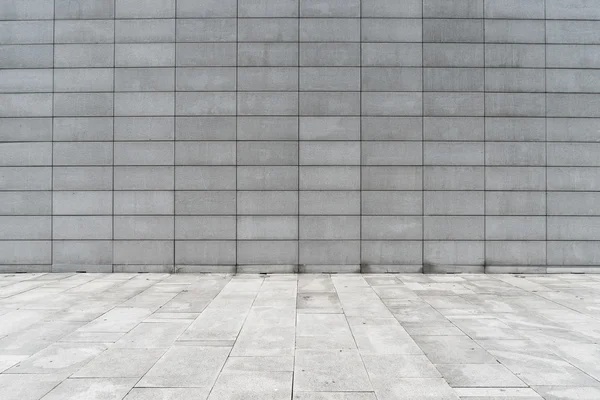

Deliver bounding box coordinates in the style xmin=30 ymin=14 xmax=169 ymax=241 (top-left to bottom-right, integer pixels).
xmin=0 ymin=0 xmax=599 ymax=272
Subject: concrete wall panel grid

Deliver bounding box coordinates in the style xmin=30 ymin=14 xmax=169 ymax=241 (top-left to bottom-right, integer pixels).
xmin=1 ymin=0 xmax=600 ymax=273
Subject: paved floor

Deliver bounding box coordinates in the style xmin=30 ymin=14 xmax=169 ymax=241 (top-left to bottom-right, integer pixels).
xmin=0 ymin=274 xmax=599 ymax=400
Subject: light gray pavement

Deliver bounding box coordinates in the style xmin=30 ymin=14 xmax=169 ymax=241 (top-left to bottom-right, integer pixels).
xmin=0 ymin=273 xmax=600 ymax=399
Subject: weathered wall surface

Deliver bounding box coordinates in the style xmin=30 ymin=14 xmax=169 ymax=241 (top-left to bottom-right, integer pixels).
xmin=1 ymin=0 xmax=600 ymax=273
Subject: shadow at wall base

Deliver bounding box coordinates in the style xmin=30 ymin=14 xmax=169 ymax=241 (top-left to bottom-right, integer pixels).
xmin=2 ymin=264 xmax=600 ymax=274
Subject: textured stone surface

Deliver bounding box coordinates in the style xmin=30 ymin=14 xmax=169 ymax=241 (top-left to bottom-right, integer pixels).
xmin=1 ymin=2 xmax=600 ymax=273
xmin=0 ymin=273 xmax=599 ymax=399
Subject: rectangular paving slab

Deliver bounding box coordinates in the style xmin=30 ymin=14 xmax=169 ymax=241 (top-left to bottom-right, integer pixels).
xmin=136 ymin=345 xmax=230 ymax=388
xmin=0 ymin=273 xmax=599 ymax=399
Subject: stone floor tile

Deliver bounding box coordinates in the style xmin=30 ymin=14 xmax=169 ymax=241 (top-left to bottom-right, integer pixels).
xmin=207 ymin=370 xmax=292 ymax=400
xmin=331 ymin=275 xmax=370 ymax=291
xmin=294 ymin=394 xmax=377 ymax=400
xmin=65 ymin=280 xmax=122 ymax=295
xmin=123 ymin=388 xmax=211 ymax=400
xmin=298 ymin=275 xmax=336 ymax=293
xmin=0 ymin=281 xmax=45 ymax=298
xmin=462 ymin=280 xmax=524 ymax=296
xmin=362 ymin=354 xmax=441 ymax=379
xmin=391 ymin=301 xmax=450 ymax=324
xmin=0 ymin=374 xmax=63 ymax=400
xmin=47 ymin=301 xmax=116 ymax=323
xmin=532 ymin=386 xmax=600 ymax=400
xmin=220 ymin=278 xmax=263 ymax=293
xmin=145 ymin=312 xmax=200 ymax=322
xmin=223 ymin=356 xmax=294 ymax=372
xmin=178 ymin=308 xmax=251 ymax=341
xmin=296 ymin=313 xmax=356 ymax=350
xmin=79 ymin=307 xmax=153 ymax=333
xmin=550 ymin=343 xmax=600 ymax=381
xmin=1 ymin=273 xmax=600 ymax=400
xmin=0 ymin=321 xmax=83 ymax=355
xmin=489 ymin=349 xmax=600 ymax=386
xmin=158 ymin=295 xmax=216 ymax=313
xmin=460 ymin=295 xmax=522 ymax=313
xmin=371 ymin=378 xmax=459 ymax=400
xmin=150 ymin=284 xmax=194 ymax=294
xmin=233 ymin=324 xmax=296 ymax=356
xmin=494 ymin=312 xmax=567 ymax=332
xmin=436 ymin=363 xmax=527 ymax=388
xmin=178 ymin=286 xmax=257 ymax=340
xmin=5 ymin=342 xmax=107 ymax=375
xmin=402 ymin=323 xmax=464 ymax=336
xmin=372 ymin=285 xmax=419 ymax=300
xmin=72 ymin=348 xmax=166 ymax=378
xmin=231 ymin=307 xmax=296 ymax=356
xmin=137 ymin=346 xmax=229 ymax=388
xmin=494 ymin=275 xmax=553 ymax=292
xmin=455 ymin=387 xmax=543 ymax=399
xmin=365 ymin=281 xmax=400 ymax=290
xmin=429 ymin=276 xmax=467 ymax=283
xmin=294 ymin=349 xmax=372 ymax=392
xmin=413 ymin=335 xmax=498 ymax=364
xmin=0 ymin=309 xmax=54 ymax=336
xmin=535 ymin=308 xmax=594 ymax=327
xmin=0 ymin=355 xmax=27 ymax=373
xmin=59 ymin=331 xmax=126 ymax=343
xmin=449 ymin=317 xmax=524 ymax=340
xmin=175 ymin=340 xmax=236 ymax=347
xmin=396 ymin=274 xmax=435 ymax=283
xmin=348 ymin=316 xmax=422 ymax=354
xmin=253 ymin=291 xmax=297 ymax=308
xmin=113 ymin=321 xmax=191 ymax=348
xmin=336 ymin=291 xmax=391 ymax=317
xmin=297 ymin=292 xmax=342 ymax=313
xmin=40 ymin=378 xmax=137 ymax=400
xmin=422 ymin=296 xmax=481 ymax=310
xmin=0 ymin=289 xmax=67 ymax=308
xmin=120 ymin=292 xmax=178 ymax=311
xmin=475 ymin=339 xmax=551 ymax=354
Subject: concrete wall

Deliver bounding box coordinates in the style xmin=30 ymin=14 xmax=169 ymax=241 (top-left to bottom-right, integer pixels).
xmin=1 ymin=0 xmax=600 ymax=273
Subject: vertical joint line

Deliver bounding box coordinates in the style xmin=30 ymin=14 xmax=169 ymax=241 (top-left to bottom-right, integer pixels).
xmin=173 ymin=0 xmax=177 ymax=273
xmin=359 ymin=0 xmax=362 ymax=272
xmin=544 ymin=0 xmax=548 ymax=268
xmin=111 ymin=0 xmax=116 ymax=273
xmin=483 ymin=0 xmax=486 ymax=269
xmin=235 ymin=0 xmax=239 ymax=273
xmin=51 ymin=0 xmax=56 ymax=272
xmin=421 ymin=0 xmax=425 ymax=272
